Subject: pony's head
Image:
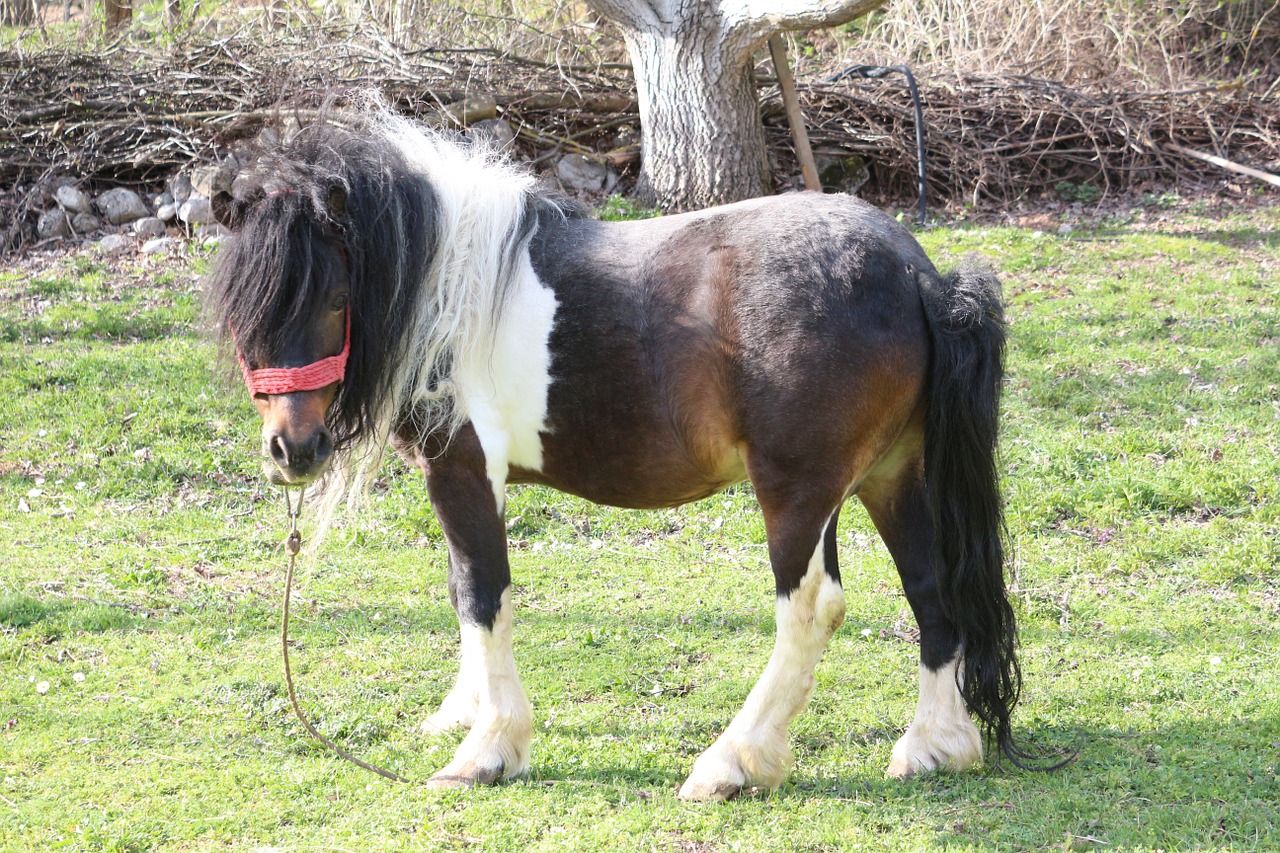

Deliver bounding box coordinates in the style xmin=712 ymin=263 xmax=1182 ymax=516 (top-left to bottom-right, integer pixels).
xmin=205 ymin=116 xmax=439 ymax=486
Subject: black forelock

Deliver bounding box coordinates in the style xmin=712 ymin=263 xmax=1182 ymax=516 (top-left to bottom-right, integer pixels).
xmin=205 ymin=116 xmax=440 ymax=452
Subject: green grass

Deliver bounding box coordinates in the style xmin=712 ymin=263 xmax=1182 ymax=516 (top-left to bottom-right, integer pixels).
xmin=2 ymin=207 xmax=1279 ymax=851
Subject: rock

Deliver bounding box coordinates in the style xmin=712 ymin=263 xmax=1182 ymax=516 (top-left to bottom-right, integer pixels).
xmin=816 ymin=154 xmax=870 ymax=194
xmin=195 ymin=223 xmax=231 ymax=240
xmin=142 ymin=236 xmax=180 ymax=255
xmin=96 ymin=188 xmax=150 ymax=225
xmin=71 ymin=213 xmax=102 ymax=233
xmin=133 ymin=217 xmax=167 ymax=238
xmin=153 ymin=191 xmax=174 ymax=209
xmin=55 ymin=185 xmax=93 ymax=214
xmin=37 ymin=208 xmax=71 ymax=239
xmin=156 ymin=202 xmax=178 ymax=222
xmin=438 ymin=95 xmax=498 ymax=127
xmin=190 ymin=159 xmax=237 ymax=199
xmin=469 ymin=118 xmax=516 ymax=150
xmin=95 ymin=234 xmax=132 ymax=253
xmin=557 ymin=153 xmax=609 ymax=193
xmin=188 ymin=166 xmax=221 ymax=199
xmin=179 ymin=197 xmax=214 ymax=226
xmin=613 ymin=125 xmax=640 ymax=148
xmin=167 ymin=174 xmax=193 ymax=205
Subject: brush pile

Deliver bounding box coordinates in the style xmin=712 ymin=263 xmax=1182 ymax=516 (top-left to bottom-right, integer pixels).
xmin=788 ymin=75 xmax=1280 ymax=204
xmin=2 ymin=27 xmax=1278 ymax=253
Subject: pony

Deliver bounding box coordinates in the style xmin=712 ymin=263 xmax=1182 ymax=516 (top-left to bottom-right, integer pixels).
xmin=206 ymin=104 xmax=1023 ymax=799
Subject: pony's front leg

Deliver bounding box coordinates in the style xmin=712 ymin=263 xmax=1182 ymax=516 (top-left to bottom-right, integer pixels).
xmin=415 ymin=437 xmax=532 ymax=787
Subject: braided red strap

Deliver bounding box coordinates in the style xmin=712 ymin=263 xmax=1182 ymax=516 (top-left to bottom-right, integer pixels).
xmin=237 ymin=312 xmax=351 ymax=395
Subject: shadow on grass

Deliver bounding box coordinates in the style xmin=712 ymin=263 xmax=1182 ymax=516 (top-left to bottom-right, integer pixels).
xmin=0 ymin=310 xmax=192 ymax=343
xmin=0 ymin=593 xmax=139 ymax=634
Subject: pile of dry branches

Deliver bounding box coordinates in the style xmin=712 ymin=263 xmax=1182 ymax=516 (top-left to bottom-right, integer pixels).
xmin=2 ymin=26 xmax=1278 ymax=252
xmin=784 ymin=75 xmax=1280 ymax=205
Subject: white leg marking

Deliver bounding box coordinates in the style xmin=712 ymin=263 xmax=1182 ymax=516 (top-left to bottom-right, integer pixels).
xmin=422 ymin=590 xmax=533 ymax=786
xmin=887 ymin=655 xmax=983 ymax=779
xmin=680 ymin=523 xmax=846 ymax=801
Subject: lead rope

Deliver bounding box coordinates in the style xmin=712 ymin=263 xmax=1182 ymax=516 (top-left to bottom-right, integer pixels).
xmin=279 ymin=485 xmax=411 ymax=783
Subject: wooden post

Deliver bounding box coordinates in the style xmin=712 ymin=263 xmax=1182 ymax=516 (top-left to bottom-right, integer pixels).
xmin=768 ymin=35 xmax=822 ymax=193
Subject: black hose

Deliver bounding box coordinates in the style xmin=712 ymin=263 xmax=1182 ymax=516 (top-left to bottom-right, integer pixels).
xmin=825 ymin=63 xmax=928 ymax=225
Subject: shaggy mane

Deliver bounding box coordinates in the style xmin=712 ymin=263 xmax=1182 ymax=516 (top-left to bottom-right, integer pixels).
xmin=205 ymin=100 xmax=575 ymax=514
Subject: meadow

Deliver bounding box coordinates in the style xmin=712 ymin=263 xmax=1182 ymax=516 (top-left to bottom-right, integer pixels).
xmin=1 ymin=201 xmax=1277 ymax=851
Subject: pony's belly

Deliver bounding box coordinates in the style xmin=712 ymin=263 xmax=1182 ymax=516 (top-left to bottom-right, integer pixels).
xmin=510 ymin=441 xmax=747 ymax=510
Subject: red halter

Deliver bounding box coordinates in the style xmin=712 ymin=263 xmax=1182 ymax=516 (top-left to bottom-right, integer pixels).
xmin=237 ymin=312 xmax=351 ymax=395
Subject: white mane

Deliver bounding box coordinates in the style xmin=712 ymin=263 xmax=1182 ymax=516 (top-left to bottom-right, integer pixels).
xmin=314 ymin=101 xmax=545 ymax=531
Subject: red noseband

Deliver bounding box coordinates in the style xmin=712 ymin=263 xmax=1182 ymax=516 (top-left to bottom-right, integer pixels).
xmin=237 ymin=312 xmax=351 ymax=396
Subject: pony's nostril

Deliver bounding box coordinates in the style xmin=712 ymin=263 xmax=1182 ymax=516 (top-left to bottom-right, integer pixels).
xmin=314 ymin=430 xmax=334 ymax=464
xmin=268 ymin=434 xmax=290 ymax=467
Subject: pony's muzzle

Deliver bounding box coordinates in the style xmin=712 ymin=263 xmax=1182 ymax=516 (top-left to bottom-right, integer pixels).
xmin=264 ymin=428 xmax=333 ymax=484
xmin=255 ymin=389 xmax=337 ymax=485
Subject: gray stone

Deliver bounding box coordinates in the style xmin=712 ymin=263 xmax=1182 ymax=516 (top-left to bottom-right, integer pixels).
xmin=190 ymin=159 xmax=237 ymax=199
xmin=96 ymin=188 xmax=150 ymax=225
xmin=195 ymin=223 xmax=231 ymax=240
xmin=469 ymin=119 xmax=516 ymax=150
xmin=189 ymin=166 xmax=221 ymax=199
xmin=37 ymin=208 xmax=71 ymax=239
xmin=54 ymin=185 xmax=93 ymax=214
xmin=816 ymin=154 xmax=870 ymax=195
xmin=133 ymin=217 xmax=167 ymax=238
xmin=141 ymin=236 xmax=180 ymax=255
xmin=156 ymin=202 xmax=178 ymax=222
xmin=179 ymin=197 xmax=214 ymax=226
xmin=229 ymin=172 xmax=257 ymax=201
xmin=71 ymin=212 xmax=102 ymax=233
xmin=153 ymin=191 xmax=175 ymax=208
xmin=167 ymin=174 xmax=193 ymax=205
xmin=95 ymin=234 xmax=132 ymax=253
xmin=557 ymin=153 xmax=609 ymax=192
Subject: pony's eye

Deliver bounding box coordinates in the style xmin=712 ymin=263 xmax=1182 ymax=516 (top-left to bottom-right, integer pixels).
xmin=329 ymin=293 xmax=349 ymax=313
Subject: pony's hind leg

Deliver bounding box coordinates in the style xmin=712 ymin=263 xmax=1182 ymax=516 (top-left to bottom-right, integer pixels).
xmin=408 ymin=428 xmax=533 ymax=787
xmin=858 ymin=449 xmax=982 ymax=779
xmin=679 ymin=480 xmax=847 ymax=801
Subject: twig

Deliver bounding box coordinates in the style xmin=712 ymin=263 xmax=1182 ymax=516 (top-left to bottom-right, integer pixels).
xmin=1167 ymin=143 xmax=1280 ymax=189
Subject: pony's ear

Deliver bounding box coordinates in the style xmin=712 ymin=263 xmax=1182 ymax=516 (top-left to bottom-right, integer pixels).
xmin=211 ymin=190 xmax=245 ymax=231
xmin=327 ymin=184 xmax=347 ymax=218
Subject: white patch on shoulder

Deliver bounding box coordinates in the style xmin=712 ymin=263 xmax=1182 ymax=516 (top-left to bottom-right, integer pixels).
xmin=455 ymin=260 xmax=558 ymax=512
xmin=886 ymin=655 xmax=982 ymax=779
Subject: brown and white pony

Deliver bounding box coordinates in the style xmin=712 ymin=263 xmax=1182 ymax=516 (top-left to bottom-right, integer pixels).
xmin=207 ymin=104 xmax=1028 ymax=799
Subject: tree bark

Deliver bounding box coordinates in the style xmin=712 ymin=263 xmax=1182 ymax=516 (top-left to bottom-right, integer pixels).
xmin=104 ymin=0 xmax=131 ymax=30
xmin=586 ymin=0 xmax=890 ymax=211
xmin=0 ymin=0 xmax=36 ymax=26
xmin=623 ymin=18 xmax=769 ymax=209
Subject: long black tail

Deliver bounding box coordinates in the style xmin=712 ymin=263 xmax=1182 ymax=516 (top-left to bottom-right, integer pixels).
xmin=919 ymin=263 xmax=1026 ymax=765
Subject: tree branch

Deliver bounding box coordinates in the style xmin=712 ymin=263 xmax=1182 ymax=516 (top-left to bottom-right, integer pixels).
xmin=730 ymin=0 xmax=890 ymax=34
xmin=583 ymin=0 xmax=668 ymax=31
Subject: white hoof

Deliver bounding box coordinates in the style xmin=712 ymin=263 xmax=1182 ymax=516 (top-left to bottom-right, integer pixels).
xmin=886 ymin=717 xmax=982 ymax=780
xmin=426 ymin=708 xmax=533 ymax=787
xmin=679 ymin=730 xmax=793 ymax=801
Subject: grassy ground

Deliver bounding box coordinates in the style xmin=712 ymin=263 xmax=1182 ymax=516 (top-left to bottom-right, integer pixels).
xmin=1 ymin=202 xmax=1278 ymax=852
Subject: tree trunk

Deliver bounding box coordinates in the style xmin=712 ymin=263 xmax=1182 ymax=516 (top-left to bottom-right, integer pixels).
xmin=0 ymin=0 xmax=36 ymax=26
xmin=587 ymin=0 xmax=890 ymax=212
xmin=624 ymin=23 xmax=769 ymax=210
xmin=104 ymin=0 xmax=131 ymax=30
